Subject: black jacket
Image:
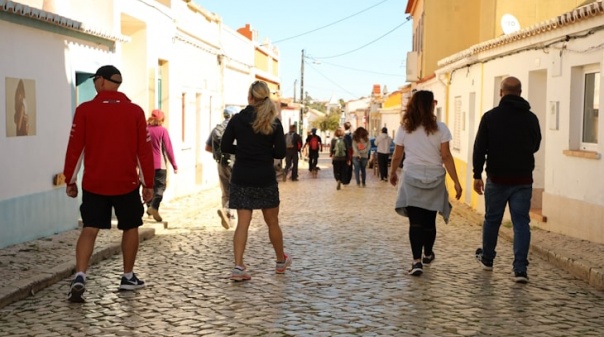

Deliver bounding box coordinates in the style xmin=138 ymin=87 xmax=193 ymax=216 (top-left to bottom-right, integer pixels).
xmin=472 ymin=95 xmax=541 ymax=183
xmin=221 ymin=105 xmax=286 ymax=186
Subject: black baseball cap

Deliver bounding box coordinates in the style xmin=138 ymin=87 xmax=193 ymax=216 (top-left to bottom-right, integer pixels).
xmin=90 ymin=65 xmax=122 ymax=84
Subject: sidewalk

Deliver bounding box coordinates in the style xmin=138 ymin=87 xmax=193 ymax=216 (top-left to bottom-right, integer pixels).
xmin=1 ymin=168 xmax=603 ymax=309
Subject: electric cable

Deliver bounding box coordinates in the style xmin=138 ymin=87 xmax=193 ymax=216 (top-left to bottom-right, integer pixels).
xmin=272 ymin=0 xmax=390 ymax=44
xmin=313 ymin=17 xmax=411 ymax=59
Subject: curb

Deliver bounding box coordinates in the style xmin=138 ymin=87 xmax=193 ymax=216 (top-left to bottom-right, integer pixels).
xmin=0 ymin=227 xmax=155 ymax=309
xmin=451 ymin=201 xmax=603 ymax=291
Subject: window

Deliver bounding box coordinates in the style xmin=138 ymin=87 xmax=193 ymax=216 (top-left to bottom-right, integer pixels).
xmin=582 ymin=70 xmax=599 ymax=148
xmin=452 ymin=96 xmax=462 ymax=151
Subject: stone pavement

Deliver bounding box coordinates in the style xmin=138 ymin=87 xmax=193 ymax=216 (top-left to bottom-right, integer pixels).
xmin=0 ymin=154 xmax=603 ymax=336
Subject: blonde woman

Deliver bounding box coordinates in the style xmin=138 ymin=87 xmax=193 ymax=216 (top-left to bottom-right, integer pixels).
xmin=220 ymin=81 xmax=290 ymax=281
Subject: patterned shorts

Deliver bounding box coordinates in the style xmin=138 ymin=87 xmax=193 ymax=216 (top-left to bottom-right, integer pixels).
xmin=229 ymin=182 xmax=280 ymax=210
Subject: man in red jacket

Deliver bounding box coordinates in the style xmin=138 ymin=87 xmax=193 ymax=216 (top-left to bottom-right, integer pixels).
xmin=63 ymin=65 xmax=155 ymax=302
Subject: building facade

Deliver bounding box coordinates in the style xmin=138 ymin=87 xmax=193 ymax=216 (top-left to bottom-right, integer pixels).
xmin=408 ymin=0 xmax=604 ymax=244
xmin=0 ymin=0 xmax=279 ymax=248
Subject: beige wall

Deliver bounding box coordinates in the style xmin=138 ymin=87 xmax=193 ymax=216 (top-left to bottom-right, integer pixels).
xmin=543 ymin=192 xmax=604 ymax=244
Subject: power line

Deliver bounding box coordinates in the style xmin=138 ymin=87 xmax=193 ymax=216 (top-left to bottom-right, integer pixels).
xmin=306 ymin=62 xmax=360 ymax=98
xmin=272 ymin=0 xmax=390 ymax=45
xmin=313 ymin=60 xmax=406 ymax=77
xmin=313 ymin=17 xmax=411 ymax=60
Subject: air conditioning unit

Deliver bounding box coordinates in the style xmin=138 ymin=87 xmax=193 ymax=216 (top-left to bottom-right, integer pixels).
xmin=406 ymin=51 xmax=419 ymax=82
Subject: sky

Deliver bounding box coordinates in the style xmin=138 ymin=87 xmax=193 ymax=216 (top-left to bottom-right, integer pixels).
xmin=196 ymin=0 xmax=413 ymax=103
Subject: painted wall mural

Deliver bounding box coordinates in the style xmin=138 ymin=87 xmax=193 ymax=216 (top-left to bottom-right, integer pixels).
xmin=5 ymin=77 xmax=36 ymax=137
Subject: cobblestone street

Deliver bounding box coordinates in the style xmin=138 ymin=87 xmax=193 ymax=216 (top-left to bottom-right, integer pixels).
xmin=1 ymin=157 xmax=603 ymax=336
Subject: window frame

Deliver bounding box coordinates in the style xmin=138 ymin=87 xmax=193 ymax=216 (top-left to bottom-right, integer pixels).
xmin=580 ymin=65 xmax=600 ymax=151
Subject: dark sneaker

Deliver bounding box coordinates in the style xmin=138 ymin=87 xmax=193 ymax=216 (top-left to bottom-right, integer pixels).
xmin=67 ymin=275 xmax=86 ymax=303
xmin=408 ymin=262 xmax=423 ymax=276
xmin=514 ymin=271 xmax=529 ymax=283
xmin=422 ymin=253 xmax=435 ymax=266
xmin=475 ymin=248 xmax=493 ymax=271
xmin=119 ymin=273 xmax=145 ymax=291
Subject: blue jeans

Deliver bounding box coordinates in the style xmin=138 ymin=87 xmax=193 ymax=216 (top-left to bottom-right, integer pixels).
xmin=353 ymin=157 xmax=368 ymax=185
xmin=482 ymin=179 xmax=532 ymax=272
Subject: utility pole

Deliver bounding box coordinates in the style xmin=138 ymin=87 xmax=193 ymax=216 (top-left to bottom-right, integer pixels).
xmin=293 ymin=79 xmax=297 ymax=103
xmin=299 ymin=49 xmax=305 ymax=135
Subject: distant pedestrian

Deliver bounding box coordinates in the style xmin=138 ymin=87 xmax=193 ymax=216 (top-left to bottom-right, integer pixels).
xmin=205 ymin=106 xmax=239 ymax=229
xmin=220 ymin=80 xmax=291 ymax=281
xmin=303 ymin=127 xmax=322 ymax=176
xmin=390 ymin=90 xmax=462 ymax=277
xmin=351 ymin=126 xmax=370 ymax=187
xmin=375 ymin=127 xmax=393 ymax=181
xmin=330 ymin=127 xmax=351 ymax=190
xmin=473 ymin=76 xmax=541 ymax=283
xmin=63 ymin=65 xmax=154 ymax=302
xmin=283 ymin=124 xmax=302 ymax=181
xmin=146 ymin=109 xmax=178 ymax=223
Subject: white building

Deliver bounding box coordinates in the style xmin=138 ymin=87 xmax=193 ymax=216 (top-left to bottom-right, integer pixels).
xmin=0 ymin=0 xmax=272 ymax=248
xmin=416 ymin=2 xmax=604 ymax=244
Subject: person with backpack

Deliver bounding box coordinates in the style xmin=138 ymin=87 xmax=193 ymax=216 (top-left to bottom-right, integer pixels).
xmin=205 ymin=106 xmax=239 ymax=229
xmin=303 ymin=127 xmax=322 ymax=176
xmin=283 ymin=124 xmax=302 ymax=182
xmin=330 ymin=127 xmax=351 ymax=190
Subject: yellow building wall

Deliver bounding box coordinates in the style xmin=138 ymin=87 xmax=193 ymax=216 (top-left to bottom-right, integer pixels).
xmin=272 ymin=59 xmax=279 ymax=77
xmin=254 ymin=49 xmax=269 ymax=72
xmin=487 ymin=0 xmax=587 ymax=38
xmin=383 ymin=91 xmax=402 ymax=109
xmin=415 ymin=0 xmax=586 ymax=78
xmin=422 ymin=0 xmax=481 ymax=77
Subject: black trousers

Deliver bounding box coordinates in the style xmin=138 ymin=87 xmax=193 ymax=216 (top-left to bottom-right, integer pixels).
xmin=377 ymin=153 xmax=389 ymax=179
xmin=284 ymin=149 xmax=299 ymax=179
xmin=149 ymin=169 xmax=167 ymax=209
xmin=406 ymin=206 xmax=437 ymax=260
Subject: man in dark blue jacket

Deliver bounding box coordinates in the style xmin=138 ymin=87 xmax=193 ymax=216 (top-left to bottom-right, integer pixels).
xmin=473 ymin=76 xmax=541 ymax=284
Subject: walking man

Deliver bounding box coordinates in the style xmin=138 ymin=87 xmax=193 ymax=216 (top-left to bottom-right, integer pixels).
xmin=375 ymin=127 xmax=393 ymax=181
xmin=473 ymin=76 xmax=541 ymax=283
xmin=283 ymin=124 xmax=302 ymax=181
xmin=63 ymin=65 xmax=155 ymax=302
xmin=205 ymin=106 xmax=238 ymax=229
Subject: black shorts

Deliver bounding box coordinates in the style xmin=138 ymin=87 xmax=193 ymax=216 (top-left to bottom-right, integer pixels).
xmin=80 ymin=188 xmax=144 ymax=230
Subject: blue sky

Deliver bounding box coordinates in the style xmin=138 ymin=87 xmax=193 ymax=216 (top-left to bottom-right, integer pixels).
xmin=196 ymin=0 xmax=412 ymax=102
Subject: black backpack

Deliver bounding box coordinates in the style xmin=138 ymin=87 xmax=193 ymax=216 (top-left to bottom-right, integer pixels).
xmin=211 ymin=123 xmax=231 ymax=165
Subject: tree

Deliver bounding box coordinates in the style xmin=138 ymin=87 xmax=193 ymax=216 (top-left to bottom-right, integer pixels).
xmin=312 ymin=110 xmax=340 ymax=133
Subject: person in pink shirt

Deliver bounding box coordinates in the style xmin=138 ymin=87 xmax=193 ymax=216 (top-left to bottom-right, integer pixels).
xmin=146 ymin=109 xmax=178 ymax=222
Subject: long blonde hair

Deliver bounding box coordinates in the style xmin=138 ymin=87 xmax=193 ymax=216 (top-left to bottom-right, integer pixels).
xmin=249 ymin=81 xmax=277 ymax=135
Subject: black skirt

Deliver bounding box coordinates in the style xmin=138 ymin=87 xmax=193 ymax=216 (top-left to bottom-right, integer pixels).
xmin=229 ymin=182 xmax=280 ymax=210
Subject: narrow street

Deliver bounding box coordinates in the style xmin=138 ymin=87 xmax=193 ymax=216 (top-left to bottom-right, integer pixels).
xmin=1 ymin=155 xmax=603 ymax=336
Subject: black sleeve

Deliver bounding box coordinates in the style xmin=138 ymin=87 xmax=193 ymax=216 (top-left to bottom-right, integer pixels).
xmin=472 ymin=114 xmax=488 ymax=179
xmin=273 ymin=120 xmax=286 ymax=159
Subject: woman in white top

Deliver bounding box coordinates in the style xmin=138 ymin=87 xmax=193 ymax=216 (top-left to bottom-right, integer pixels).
xmin=389 ymin=90 xmax=462 ymax=276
